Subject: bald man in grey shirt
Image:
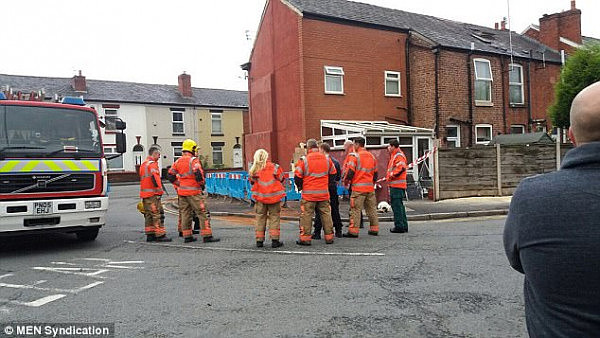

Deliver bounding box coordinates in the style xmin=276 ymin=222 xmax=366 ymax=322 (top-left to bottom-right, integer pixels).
xmin=504 ymin=81 xmax=600 ymax=337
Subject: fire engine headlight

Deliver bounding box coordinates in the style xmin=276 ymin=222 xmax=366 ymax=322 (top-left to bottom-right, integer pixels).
xmin=85 ymin=200 xmax=102 ymax=209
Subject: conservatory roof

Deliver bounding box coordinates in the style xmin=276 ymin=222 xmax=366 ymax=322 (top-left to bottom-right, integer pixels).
xmin=321 ymin=120 xmax=434 ymax=136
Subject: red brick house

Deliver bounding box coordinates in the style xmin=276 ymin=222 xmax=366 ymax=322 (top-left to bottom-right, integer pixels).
xmin=243 ymin=0 xmax=585 ymax=167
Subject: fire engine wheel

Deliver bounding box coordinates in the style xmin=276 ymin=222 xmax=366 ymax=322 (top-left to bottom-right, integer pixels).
xmin=76 ymin=227 xmax=100 ymax=241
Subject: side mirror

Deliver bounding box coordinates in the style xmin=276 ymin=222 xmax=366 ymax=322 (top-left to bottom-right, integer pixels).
xmin=116 ymin=133 xmax=127 ymax=154
xmin=115 ymin=119 xmax=127 ymax=131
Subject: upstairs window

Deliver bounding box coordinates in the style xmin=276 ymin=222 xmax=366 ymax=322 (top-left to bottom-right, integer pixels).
xmin=384 ymin=71 xmax=401 ymax=96
xmin=474 ymin=59 xmax=493 ymax=104
xmin=104 ymin=109 xmax=118 ymax=132
xmin=324 ymin=66 xmax=344 ymax=94
xmin=509 ymin=64 xmax=524 ymax=105
xmin=211 ymin=111 xmax=223 ymax=135
xmin=171 ymin=109 xmax=184 ymax=135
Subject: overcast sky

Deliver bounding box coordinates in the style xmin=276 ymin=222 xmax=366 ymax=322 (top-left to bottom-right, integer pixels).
xmin=1 ymin=0 xmax=598 ymax=92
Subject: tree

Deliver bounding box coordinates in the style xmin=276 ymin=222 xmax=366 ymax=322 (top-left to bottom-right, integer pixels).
xmin=550 ymin=43 xmax=600 ymax=128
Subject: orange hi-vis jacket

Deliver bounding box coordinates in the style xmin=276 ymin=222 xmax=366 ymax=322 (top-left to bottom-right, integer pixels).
xmin=387 ymin=148 xmax=408 ymax=189
xmin=295 ymin=148 xmax=337 ymax=201
xmin=139 ymin=157 xmax=163 ymax=198
xmin=345 ymin=147 xmax=377 ymax=193
xmin=168 ymin=153 xmax=204 ymax=196
xmin=250 ymin=161 xmax=286 ymax=204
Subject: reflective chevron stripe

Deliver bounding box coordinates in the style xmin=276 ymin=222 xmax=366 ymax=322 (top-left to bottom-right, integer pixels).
xmin=0 ymin=159 xmax=101 ymax=173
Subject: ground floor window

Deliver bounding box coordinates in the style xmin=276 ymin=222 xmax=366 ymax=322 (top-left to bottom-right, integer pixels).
xmin=211 ymin=142 xmax=224 ymax=166
xmin=446 ymin=125 xmax=460 ymax=147
xmin=475 ymin=124 xmax=493 ymax=145
xmin=104 ymin=146 xmax=123 ymax=170
xmin=510 ymin=125 xmax=525 ymax=134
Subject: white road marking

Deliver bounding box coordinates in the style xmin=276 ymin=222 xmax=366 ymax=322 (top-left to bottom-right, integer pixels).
xmin=0 ymin=294 xmax=66 ymax=307
xmin=2 ymin=258 xmax=143 ymax=308
xmin=0 ymin=281 xmax=103 ymax=294
xmin=103 ymin=265 xmax=144 ymax=270
xmin=125 ymin=240 xmax=385 ymax=256
xmin=32 ymin=267 xmax=112 ymax=279
xmin=51 ymin=261 xmax=79 ymax=266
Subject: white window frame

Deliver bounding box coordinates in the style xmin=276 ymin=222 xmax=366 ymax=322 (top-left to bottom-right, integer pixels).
xmin=473 ymin=58 xmax=493 ymax=104
xmin=324 ymin=66 xmax=344 ymax=95
xmin=475 ymin=124 xmax=493 ymax=145
xmin=212 ymin=145 xmax=223 ymax=166
xmin=384 ymin=71 xmax=401 ymax=97
xmin=510 ymin=124 xmax=525 ymax=134
xmin=171 ymin=110 xmax=185 ymax=135
xmin=104 ymin=146 xmax=123 ymax=170
xmin=211 ymin=112 xmax=223 ymax=134
xmin=508 ymin=63 xmax=525 ymax=105
xmin=173 ymin=146 xmax=183 ymax=162
xmin=104 ymin=109 xmax=118 ymax=132
xmin=446 ymin=125 xmax=461 ymax=147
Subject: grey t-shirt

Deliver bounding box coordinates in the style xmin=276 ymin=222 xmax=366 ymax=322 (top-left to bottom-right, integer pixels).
xmin=504 ymin=142 xmax=600 ymax=337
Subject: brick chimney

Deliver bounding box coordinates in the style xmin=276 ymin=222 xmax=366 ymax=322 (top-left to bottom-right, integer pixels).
xmin=178 ymin=72 xmax=192 ymax=97
xmin=538 ymin=0 xmax=582 ymax=52
xmin=500 ymin=18 xmax=507 ymax=30
xmin=494 ymin=22 xmax=499 ymax=30
xmin=71 ymin=70 xmax=87 ymax=92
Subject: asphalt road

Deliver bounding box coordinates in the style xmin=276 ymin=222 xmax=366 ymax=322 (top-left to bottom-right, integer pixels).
xmin=0 ymin=185 xmax=527 ymax=337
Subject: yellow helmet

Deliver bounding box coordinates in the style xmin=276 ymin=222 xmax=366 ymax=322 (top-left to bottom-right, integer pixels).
xmin=182 ymin=139 xmax=197 ymax=153
xmin=137 ymin=201 xmax=145 ymax=214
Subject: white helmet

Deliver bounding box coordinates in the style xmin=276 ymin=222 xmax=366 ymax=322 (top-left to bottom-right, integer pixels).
xmin=377 ymin=201 xmax=391 ymax=213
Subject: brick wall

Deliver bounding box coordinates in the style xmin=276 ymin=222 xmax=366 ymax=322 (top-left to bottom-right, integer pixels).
xmin=301 ymin=18 xmax=408 ymax=141
xmin=410 ymin=44 xmax=560 ymax=147
xmin=409 ymin=43 xmax=436 ymax=131
xmin=245 ymin=0 xmax=303 ymax=167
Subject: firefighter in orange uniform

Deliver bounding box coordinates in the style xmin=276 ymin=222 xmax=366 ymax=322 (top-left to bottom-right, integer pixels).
xmin=139 ymin=146 xmax=172 ymax=242
xmin=294 ymin=139 xmax=337 ymax=245
xmin=249 ymin=149 xmax=285 ymax=248
xmin=343 ymin=138 xmax=379 ymax=237
xmin=386 ymin=139 xmax=409 ymax=233
xmin=167 ymin=139 xmax=220 ymax=243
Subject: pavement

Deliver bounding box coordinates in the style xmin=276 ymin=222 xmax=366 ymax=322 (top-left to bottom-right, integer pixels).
xmin=163 ymin=187 xmax=511 ymax=222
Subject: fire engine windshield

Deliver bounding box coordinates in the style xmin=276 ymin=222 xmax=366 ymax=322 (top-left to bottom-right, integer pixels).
xmin=0 ymin=105 xmax=101 ymax=158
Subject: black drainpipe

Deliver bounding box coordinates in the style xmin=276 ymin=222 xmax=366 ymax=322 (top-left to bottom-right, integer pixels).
xmin=501 ymin=56 xmax=507 ymax=134
xmin=433 ymin=46 xmax=440 ymax=138
xmin=527 ymin=50 xmax=533 ymax=132
xmin=467 ymin=50 xmax=474 ymax=147
xmin=405 ymin=33 xmax=412 ymax=125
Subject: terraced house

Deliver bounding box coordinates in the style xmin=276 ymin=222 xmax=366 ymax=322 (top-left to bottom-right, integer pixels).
xmin=0 ymin=73 xmax=248 ymax=175
xmin=243 ymin=0 xmax=595 ymax=167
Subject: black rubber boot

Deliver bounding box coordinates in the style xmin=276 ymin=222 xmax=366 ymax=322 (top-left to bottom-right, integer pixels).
xmin=184 ymin=237 xmax=197 ymax=243
xmin=390 ymin=228 xmax=408 ymax=233
xmin=155 ymin=236 xmax=173 ymax=242
xmin=272 ymin=240 xmax=283 ymax=248
xmin=368 ymin=231 xmax=378 ymax=236
xmin=146 ymin=234 xmax=156 ymax=242
xmin=256 ymin=241 xmax=264 ymax=248
xmin=335 ymin=228 xmax=343 ymax=238
xmin=296 ymin=240 xmax=311 ymax=246
xmin=203 ymin=236 xmax=221 ymax=243
xmin=343 ymin=232 xmax=359 ymax=238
